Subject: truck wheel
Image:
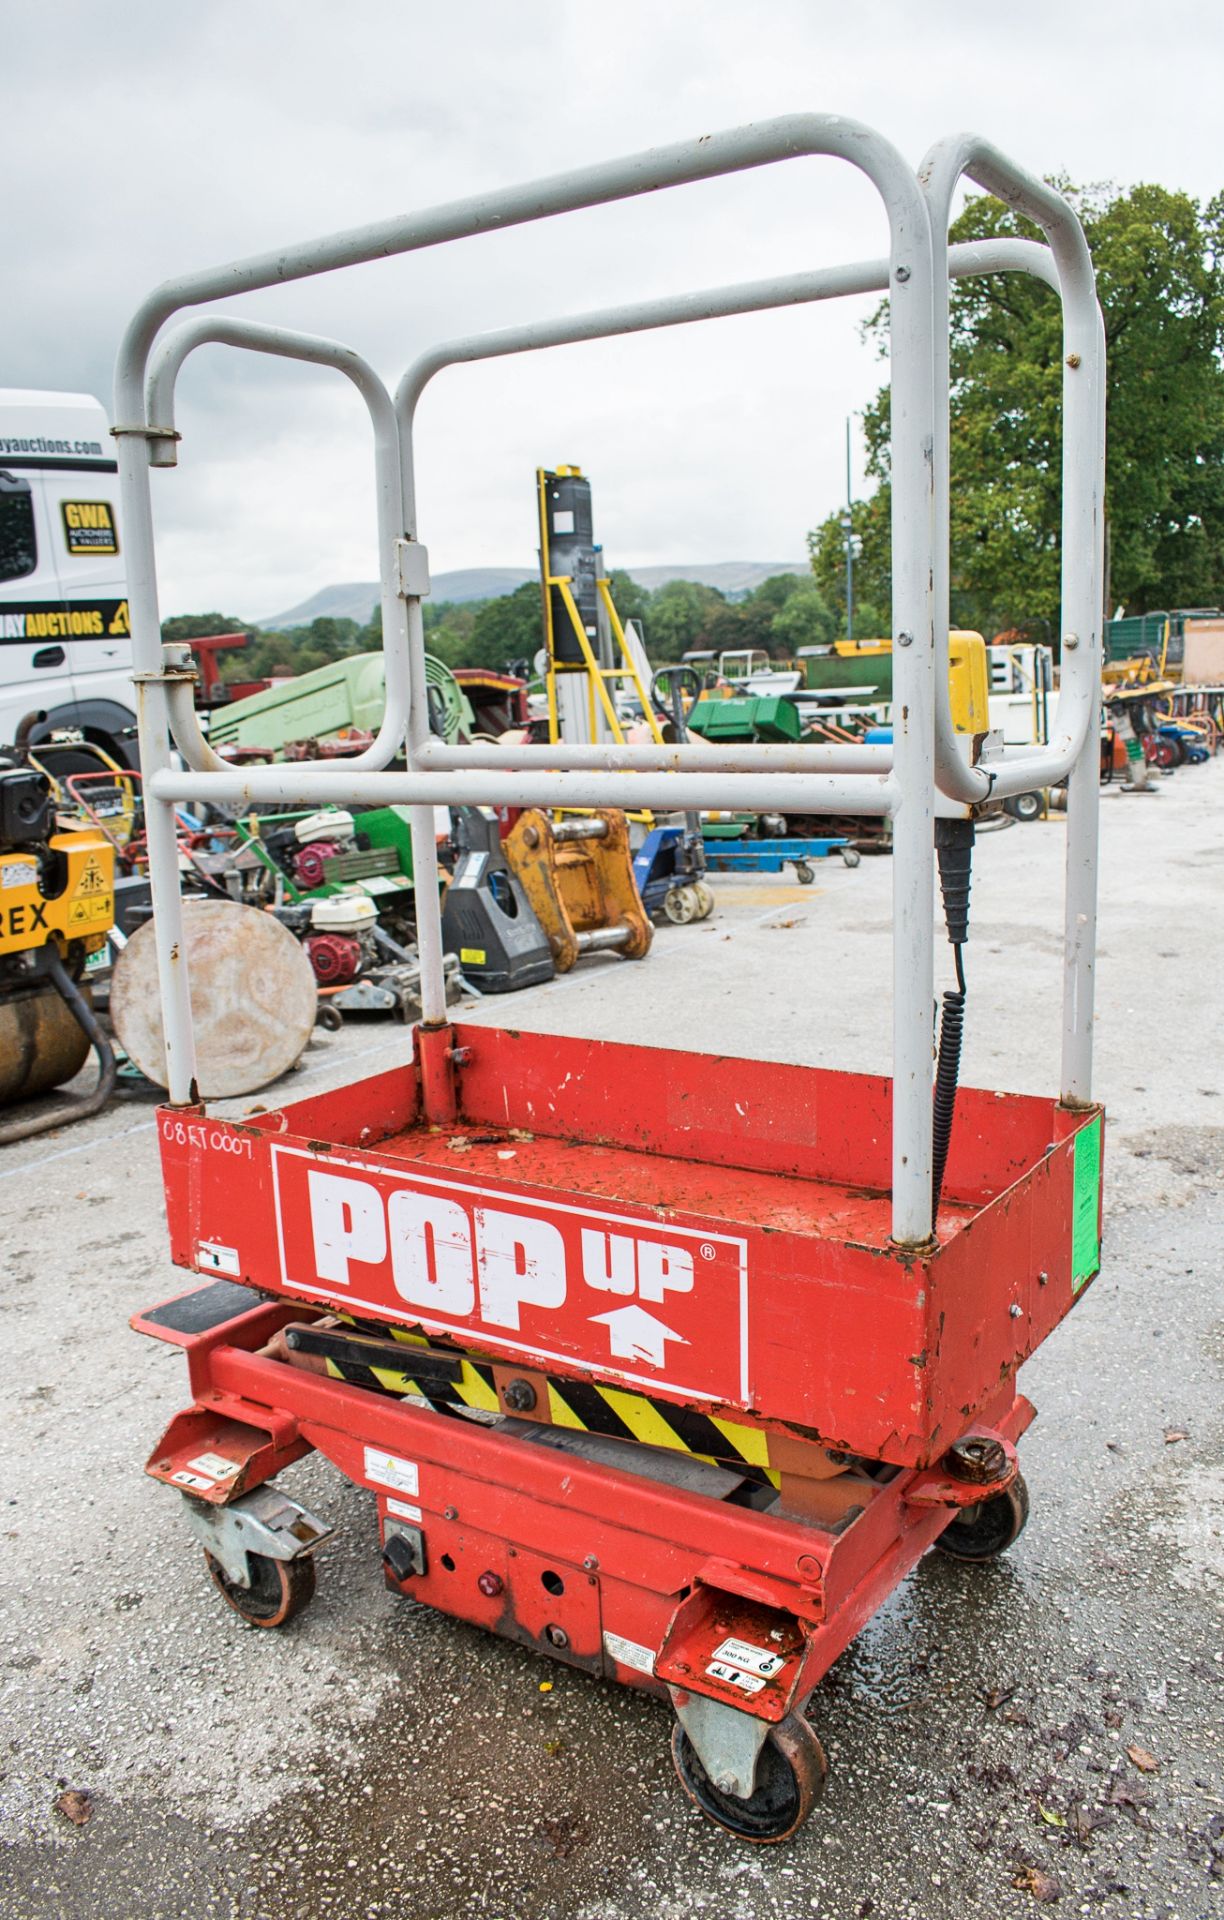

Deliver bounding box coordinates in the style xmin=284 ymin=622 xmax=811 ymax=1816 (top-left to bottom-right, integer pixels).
xmin=671 ymin=1712 xmax=827 ymax=1843
xmin=204 ymin=1549 xmax=317 ymax=1627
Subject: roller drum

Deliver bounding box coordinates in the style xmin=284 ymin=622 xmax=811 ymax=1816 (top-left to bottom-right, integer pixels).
xmin=0 ymin=979 xmax=93 ymax=1105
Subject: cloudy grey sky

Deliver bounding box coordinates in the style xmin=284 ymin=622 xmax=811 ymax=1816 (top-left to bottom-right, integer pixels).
xmin=4 ymin=1 xmax=1221 ymax=620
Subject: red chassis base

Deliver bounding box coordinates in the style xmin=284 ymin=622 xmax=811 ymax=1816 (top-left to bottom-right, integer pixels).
xmin=135 ymin=1023 xmax=1102 ymax=1839
xmin=136 ymin=1282 xmax=1031 ymax=1741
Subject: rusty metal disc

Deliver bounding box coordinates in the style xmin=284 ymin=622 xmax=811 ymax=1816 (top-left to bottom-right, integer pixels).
xmin=111 ymin=900 xmax=317 ymax=1098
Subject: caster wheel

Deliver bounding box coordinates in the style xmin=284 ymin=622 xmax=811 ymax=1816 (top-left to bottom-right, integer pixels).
xmin=1008 ymin=791 xmax=1043 ymax=823
xmin=840 ymin=847 xmax=861 ymax=868
xmin=664 ymin=885 xmax=699 ymax=925
xmin=934 ymin=1471 xmax=1030 ymax=1562
xmin=794 ymin=862 xmax=815 ymax=886
xmin=204 ymin=1549 xmax=317 ymax=1627
xmin=694 ymin=882 xmax=715 ymax=920
xmin=671 ymin=1712 xmax=827 ymax=1843
xmin=315 ymin=1004 xmax=343 ymax=1032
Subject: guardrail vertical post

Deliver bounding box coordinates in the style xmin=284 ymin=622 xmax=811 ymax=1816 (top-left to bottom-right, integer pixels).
xmin=113 ymin=421 xmax=199 ymax=1106
xmin=884 ymin=203 xmax=937 ymax=1246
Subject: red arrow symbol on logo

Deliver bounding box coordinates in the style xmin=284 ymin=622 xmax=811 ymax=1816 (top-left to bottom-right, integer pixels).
xmin=589 ymin=1303 xmax=687 ymax=1368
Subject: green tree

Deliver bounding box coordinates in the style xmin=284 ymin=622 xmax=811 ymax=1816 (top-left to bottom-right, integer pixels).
xmin=420 ymin=600 xmax=480 ymax=670
xmin=809 ymin=181 xmax=1224 ymax=629
xmin=640 ymin=579 xmax=726 ymax=660
xmin=161 ymin=611 xmax=248 ymax=644
xmin=808 ymin=495 xmax=892 ymax=636
xmin=468 ymin=580 xmax=544 ymax=671
xmin=769 ymin=578 xmax=838 ymax=653
xmin=606 ymin=570 xmax=651 ymax=630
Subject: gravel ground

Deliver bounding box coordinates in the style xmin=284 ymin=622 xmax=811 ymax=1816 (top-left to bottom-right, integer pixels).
xmin=1 ymin=764 xmax=1221 ymax=1920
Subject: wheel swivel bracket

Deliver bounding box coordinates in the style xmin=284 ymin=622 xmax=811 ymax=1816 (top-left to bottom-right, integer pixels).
xmin=179 ymin=1483 xmax=332 ymax=1588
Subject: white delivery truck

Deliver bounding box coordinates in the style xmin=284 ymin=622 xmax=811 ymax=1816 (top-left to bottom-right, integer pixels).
xmin=0 ymin=389 xmax=137 ymax=765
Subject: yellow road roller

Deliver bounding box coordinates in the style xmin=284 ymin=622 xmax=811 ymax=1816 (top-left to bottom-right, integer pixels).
xmin=0 ymin=755 xmax=116 ymax=1143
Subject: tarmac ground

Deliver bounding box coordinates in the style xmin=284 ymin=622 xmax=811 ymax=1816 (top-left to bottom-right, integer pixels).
xmin=1 ymin=763 xmax=1222 ymax=1920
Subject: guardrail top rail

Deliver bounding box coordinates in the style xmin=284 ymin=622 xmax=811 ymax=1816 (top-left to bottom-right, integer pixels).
xmin=114 ymin=112 xmax=1103 ymax=1248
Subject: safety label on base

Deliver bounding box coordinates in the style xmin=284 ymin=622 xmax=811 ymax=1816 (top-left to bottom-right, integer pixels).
xmin=188 ymin=1452 xmax=240 ymax=1481
xmin=707 ymin=1660 xmax=766 ymax=1695
xmin=603 ymin=1631 xmax=656 ymax=1677
xmin=712 ymin=1635 xmax=785 ymax=1679
xmin=363 ymin=1447 xmax=420 ymax=1496
xmin=197 ymin=1241 xmax=241 ymax=1278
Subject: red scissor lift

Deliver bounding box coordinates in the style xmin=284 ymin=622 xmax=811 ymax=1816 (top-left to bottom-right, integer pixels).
xmin=123 ymin=117 xmax=1106 ymax=1839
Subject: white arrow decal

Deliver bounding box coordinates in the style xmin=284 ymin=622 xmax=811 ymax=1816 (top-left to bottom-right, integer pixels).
xmin=590 ymin=1303 xmax=687 ymax=1369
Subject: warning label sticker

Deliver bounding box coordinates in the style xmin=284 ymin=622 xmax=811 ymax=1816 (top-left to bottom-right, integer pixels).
xmin=711 ymin=1635 xmax=786 ymax=1679
xmin=67 ymin=896 xmax=109 ymax=927
xmin=73 ymin=853 xmax=108 ymax=897
xmin=188 ymin=1452 xmax=240 ymax=1481
xmin=1 ymin=862 xmax=37 ymax=890
xmin=603 ymin=1632 xmax=656 ymax=1677
xmin=706 ymin=1660 xmax=766 ymax=1695
xmin=385 ymin=1496 xmax=423 ymax=1524
xmin=363 ymin=1448 xmax=419 ymax=1497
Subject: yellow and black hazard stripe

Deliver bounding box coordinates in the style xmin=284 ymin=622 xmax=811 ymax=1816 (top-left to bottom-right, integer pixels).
xmin=327 ymin=1313 xmax=779 ymax=1484
xmin=325 ymin=1318 xmax=501 ymax=1416
xmin=539 ymin=1376 xmax=777 ymax=1484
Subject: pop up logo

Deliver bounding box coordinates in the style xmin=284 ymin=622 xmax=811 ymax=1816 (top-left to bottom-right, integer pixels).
xmin=271 ymin=1147 xmax=747 ymax=1398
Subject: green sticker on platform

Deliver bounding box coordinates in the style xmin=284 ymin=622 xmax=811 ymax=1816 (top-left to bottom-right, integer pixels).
xmin=1071 ymin=1113 xmax=1102 ymax=1290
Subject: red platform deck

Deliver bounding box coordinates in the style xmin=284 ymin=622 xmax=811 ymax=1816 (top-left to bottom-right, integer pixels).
xmin=157 ymin=1024 xmax=1103 ymax=1469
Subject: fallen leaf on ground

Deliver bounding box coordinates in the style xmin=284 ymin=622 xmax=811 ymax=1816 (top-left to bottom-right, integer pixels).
xmin=1106 ymin=1779 xmax=1154 ymax=1826
xmin=1013 ymin=1865 xmax=1061 ymax=1901
xmin=1070 ymin=1802 xmax=1114 ymax=1845
xmin=1039 ymin=1805 xmax=1067 ymax=1828
xmin=984 ymin=1682 xmax=1018 ymax=1710
xmin=1163 ymin=1427 xmax=1189 ymax=1444
xmin=537 ymin=1812 xmax=587 ymax=1859
xmin=1127 ymin=1744 xmax=1159 ymax=1773
xmin=55 ymin=1789 xmax=93 ymax=1827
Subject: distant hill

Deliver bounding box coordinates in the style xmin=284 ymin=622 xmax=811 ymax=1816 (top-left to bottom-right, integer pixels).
xmin=259 ymin=560 xmax=807 ymax=629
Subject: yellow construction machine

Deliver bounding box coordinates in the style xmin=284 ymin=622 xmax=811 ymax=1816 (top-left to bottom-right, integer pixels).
xmin=0 ymin=735 xmax=117 ymax=1142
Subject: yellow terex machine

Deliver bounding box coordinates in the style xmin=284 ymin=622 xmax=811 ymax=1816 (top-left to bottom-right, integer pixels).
xmin=536 ymin=465 xmax=664 ymax=746
xmin=0 ymin=756 xmax=117 ymax=1143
